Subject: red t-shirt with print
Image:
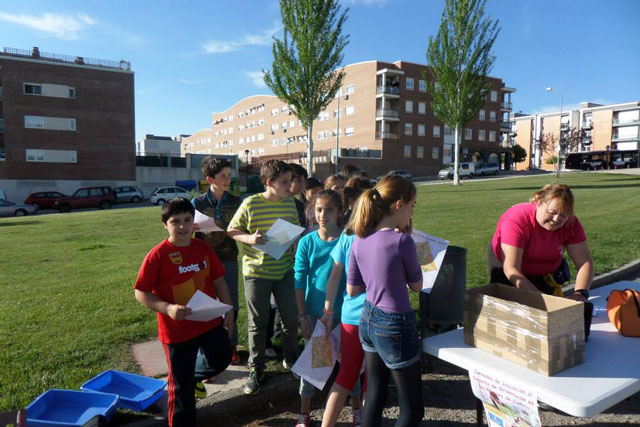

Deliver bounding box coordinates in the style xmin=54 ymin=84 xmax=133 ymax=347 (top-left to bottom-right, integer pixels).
xmin=134 ymin=238 xmax=225 ymax=344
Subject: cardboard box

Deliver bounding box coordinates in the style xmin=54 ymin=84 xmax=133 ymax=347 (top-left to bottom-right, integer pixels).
xmin=464 ymin=283 xmax=584 ymax=376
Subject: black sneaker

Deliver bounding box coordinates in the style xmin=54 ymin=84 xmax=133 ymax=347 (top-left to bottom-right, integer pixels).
xmin=244 ymin=369 xmax=263 ymax=395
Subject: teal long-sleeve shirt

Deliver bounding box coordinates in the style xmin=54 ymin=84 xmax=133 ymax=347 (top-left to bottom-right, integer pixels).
xmin=294 ymin=230 xmax=345 ymax=319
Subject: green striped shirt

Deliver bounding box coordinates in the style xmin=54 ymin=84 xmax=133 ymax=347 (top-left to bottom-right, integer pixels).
xmin=229 ymin=193 xmax=300 ymax=280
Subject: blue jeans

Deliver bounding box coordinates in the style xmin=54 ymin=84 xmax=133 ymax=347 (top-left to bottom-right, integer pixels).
xmin=359 ymin=300 xmax=419 ymax=370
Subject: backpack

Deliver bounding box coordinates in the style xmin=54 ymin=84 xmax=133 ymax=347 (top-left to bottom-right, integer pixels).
xmin=606 ymin=289 xmax=640 ymax=337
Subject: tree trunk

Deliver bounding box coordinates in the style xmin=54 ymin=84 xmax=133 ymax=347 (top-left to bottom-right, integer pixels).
xmin=306 ymin=122 xmax=314 ymax=177
xmin=453 ymin=125 xmax=461 ymax=186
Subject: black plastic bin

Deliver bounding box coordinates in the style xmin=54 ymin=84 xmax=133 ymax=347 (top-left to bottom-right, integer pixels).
xmin=420 ymin=245 xmax=467 ymax=336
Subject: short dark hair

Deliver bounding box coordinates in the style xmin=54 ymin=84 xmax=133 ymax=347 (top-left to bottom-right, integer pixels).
xmin=288 ymin=162 xmax=308 ymax=180
xmin=304 ymin=177 xmax=322 ymax=191
xmin=201 ymin=156 xmax=232 ymax=179
xmin=341 ymin=164 xmax=361 ymax=177
xmin=260 ymin=159 xmax=292 ymax=185
xmin=161 ymin=198 xmax=195 ymax=223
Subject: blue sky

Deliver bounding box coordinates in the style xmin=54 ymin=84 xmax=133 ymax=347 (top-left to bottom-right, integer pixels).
xmin=1 ymin=0 xmax=639 ymax=141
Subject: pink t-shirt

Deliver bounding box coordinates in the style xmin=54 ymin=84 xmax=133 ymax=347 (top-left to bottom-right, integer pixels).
xmin=492 ymin=202 xmax=586 ymax=276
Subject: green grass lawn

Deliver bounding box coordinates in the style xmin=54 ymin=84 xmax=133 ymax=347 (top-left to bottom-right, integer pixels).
xmin=1 ymin=172 xmax=639 ymax=410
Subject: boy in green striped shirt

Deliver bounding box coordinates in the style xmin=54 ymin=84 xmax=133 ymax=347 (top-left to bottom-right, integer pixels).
xmin=227 ymin=160 xmax=301 ymax=395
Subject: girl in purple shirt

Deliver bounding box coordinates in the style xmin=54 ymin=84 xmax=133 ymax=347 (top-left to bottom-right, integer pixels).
xmin=347 ymin=175 xmax=423 ymax=427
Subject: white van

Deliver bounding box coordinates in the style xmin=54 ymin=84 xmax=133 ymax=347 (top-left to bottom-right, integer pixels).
xmin=438 ymin=162 xmax=476 ymax=180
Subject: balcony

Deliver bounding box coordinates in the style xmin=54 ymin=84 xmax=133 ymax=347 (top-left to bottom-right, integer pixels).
xmin=375 ymin=132 xmax=399 ymax=140
xmin=501 ymin=101 xmax=512 ymax=110
xmin=376 ymin=86 xmax=400 ymax=96
xmin=612 ymin=133 xmax=640 ymax=142
xmin=2 ymin=46 xmax=131 ymax=71
xmin=561 ymin=122 xmax=570 ymax=130
xmin=582 ymin=121 xmax=593 ymax=129
xmin=613 ymin=118 xmax=640 ymax=126
xmin=499 ymin=120 xmax=511 ymax=129
xmin=375 ymin=109 xmax=400 ymax=120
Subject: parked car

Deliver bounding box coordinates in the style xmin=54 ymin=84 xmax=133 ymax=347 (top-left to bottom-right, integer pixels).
xmin=24 ymin=191 xmax=68 ymax=210
xmin=150 ymin=187 xmax=192 ymax=205
xmin=438 ymin=162 xmax=476 ymax=180
xmin=477 ymin=163 xmax=500 ymax=176
xmin=0 ymin=199 xmax=38 ymax=217
xmin=113 ymin=186 xmax=144 ymax=203
xmin=375 ymin=170 xmax=413 ymax=182
xmin=54 ymin=186 xmax=116 ymax=212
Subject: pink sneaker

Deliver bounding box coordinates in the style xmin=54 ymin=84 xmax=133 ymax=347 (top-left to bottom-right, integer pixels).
xmin=352 ymin=408 xmax=362 ymax=427
xmin=295 ymin=413 xmax=311 ymax=427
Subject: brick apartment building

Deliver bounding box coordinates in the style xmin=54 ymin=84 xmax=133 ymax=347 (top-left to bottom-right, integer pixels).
xmin=0 ymin=46 xmax=135 ymax=199
xmin=182 ymin=60 xmax=515 ymax=178
xmin=513 ymin=101 xmax=640 ymax=170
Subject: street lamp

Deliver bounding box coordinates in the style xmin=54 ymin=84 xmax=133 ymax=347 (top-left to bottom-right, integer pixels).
xmin=546 ymin=86 xmax=564 ymax=174
xmin=335 ymin=94 xmax=349 ymax=174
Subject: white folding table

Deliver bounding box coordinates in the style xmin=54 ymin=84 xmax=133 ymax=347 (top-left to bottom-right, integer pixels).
xmin=422 ymin=281 xmax=640 ymax=419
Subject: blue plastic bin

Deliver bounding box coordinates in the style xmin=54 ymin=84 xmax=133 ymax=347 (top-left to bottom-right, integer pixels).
xmin=81 ymin=370 xmax=166 ymax=412
xmin=26 ymin=389 xmax=118 ymax=427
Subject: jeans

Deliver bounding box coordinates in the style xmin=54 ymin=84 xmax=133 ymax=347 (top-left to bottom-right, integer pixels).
xmin=359 ymin=300 xmax=419 ymax=370
xmin=223 ymin=261 xmax=239 ymax=347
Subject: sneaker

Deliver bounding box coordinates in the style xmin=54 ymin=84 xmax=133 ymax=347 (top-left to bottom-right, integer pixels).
xmin=194 ymin=381 xmax=207 ymax=399
xmin=231 ymin=346 xmax=241 ymax=365
xmin=295 ymin=413 xmax=311 ymax=427
xmin=352 ymin=408 xmax=362 ymax=427
xmin=265 ymin=347 xmax=279 ymax=359
xmin=243 ymin=369 xmax=263 ymax=395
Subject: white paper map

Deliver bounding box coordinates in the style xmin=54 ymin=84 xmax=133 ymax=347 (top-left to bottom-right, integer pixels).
xmin=194 ymin=210 xmax=223 ymax=233
xmin=252 ymin=218 xmax=305 ymax=260
xmin=411 ymin=229 xmax=448 ymax=294
xmin=185 ymin=290 xmax=233 ymax=322
xmin=469 ymin=365 xmax=541 ymax=427
xmin=292 ymin=322 xmax=341 ymax=390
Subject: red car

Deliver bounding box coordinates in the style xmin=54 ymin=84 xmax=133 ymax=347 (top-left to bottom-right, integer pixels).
xmin=54 ymin=186 xmax=116 ymax=212
xmin=24 ymin=191 xmax=68 ymax=210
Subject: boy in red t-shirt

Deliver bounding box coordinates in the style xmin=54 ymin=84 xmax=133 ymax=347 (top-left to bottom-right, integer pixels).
xmin=134 ymin=198 xmax=234 ymax=427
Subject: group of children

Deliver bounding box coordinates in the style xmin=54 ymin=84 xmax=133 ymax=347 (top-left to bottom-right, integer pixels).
xmin=134 ymin=157 xmax=425 ymax=427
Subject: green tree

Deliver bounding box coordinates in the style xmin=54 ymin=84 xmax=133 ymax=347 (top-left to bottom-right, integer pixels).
xmin=426 ymin=0 xmax=500 ymax=185
xmin=511 ymin=144 xmax=527 ymax=170
xmin=264 ymin=0 xmax=349 ymax=176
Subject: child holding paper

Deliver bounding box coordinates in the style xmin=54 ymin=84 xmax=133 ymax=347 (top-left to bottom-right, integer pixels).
xmin=347 ymin=175 xmax=424 ymax=427
xmin=293 ymin=190 xmax=345 ymax=427
xmin=134 ymin=198 xmax=233 ymax=427
xmin=227 ymin=160 xmax=301 ymax=395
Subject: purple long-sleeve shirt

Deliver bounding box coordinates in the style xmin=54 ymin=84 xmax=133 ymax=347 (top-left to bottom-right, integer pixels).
xmin=348 ymin=230 xmax=422 ymax=314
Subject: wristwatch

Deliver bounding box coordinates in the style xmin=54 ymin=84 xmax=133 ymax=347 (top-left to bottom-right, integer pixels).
xmin=574 ymin=289 xmax=589 ymax=299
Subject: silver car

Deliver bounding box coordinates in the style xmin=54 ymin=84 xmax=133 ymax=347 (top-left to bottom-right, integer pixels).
xmin=113 ymin=186 xmax=144 ymax=203
xmin=0 ymin=199 xmax=38 ymax=217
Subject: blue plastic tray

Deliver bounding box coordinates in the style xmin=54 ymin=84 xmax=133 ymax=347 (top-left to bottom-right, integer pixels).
xmin=81 ymin=370 xmax=166 ymax=412
xmin=26 ymin=389 xmax=118 ymax=427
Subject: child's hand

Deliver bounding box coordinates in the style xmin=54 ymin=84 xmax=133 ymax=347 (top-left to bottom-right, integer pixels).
xmin=192 ymin=223 xmax=201 ymax=232
xmin=223 ymin=310 xmax=235 ymax=338
xmin=248 ymin=230 xmax=267 ymax=245
xmin=319 ymin=313 xmax=333 ymax=336
xmin=300 ymin=315 xmax=312 ymax=340
xmin=167 ymin=304 xmax=191 ymax=321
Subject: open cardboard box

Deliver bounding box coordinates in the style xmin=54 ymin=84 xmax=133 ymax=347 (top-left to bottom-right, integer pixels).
xmin=464 ymin=283 xmax=585 ymax=376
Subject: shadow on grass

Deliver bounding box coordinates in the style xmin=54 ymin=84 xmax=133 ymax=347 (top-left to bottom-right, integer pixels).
xmin=493 ymin=183 xmax=640 ymax=191
xmin=0 ymin=220 xmax=41 ymax=227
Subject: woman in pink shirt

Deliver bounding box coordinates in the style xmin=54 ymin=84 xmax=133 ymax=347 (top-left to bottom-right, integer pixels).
xmin=489 ymin=184 xmax=594 ymax=302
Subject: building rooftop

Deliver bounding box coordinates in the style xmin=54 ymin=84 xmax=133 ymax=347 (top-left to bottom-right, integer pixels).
xmin=0 ymin=46 xmax=131 ymax=71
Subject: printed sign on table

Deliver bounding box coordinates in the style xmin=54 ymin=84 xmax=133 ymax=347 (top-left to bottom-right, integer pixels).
xmin=469 ymin=365 xmax=541 ymax=427
xmin=411 ymin=229 xmax=449 ymax=293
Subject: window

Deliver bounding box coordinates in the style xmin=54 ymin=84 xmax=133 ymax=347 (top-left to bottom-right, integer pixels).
xmin=258 ymin=119 xmax=264 ymax=126
xmin=433 ymin=125 xmax=441 ymax=137
xmin=26 ymin=149 xmax=45 ymax=161
xmin=333 ymin=109 xmax=341 ymax=118
xmin=479 ymin=110 xmax=486 ymax=121
xmin=418 ymin=102 xmax=426 ymax=115
xmin=489 ymin=130 xmax=496 ymax=142
xmin=489 ymin=111 xmax=496 ymax=122
xmin=345 ymin=84 xmax=355 ymax=95
xmin=405 ymin=78 xmax=414 ymax=90
xmin=432 ymin=147 xmax=440 ymax=159
xmin=318 ymin=130 xmax=330 ymax=140
xmin=345 ymin=106 xmax=355 ymax=115
xmin=289 ymin=120 xmax=295 ymax=128
xmin=239 ymin=137 xmax=244 ymax=145
xmin=281 ymin=105 xmax=288 ymax=112
xmin=417 ymin=146 xmax=424 ymax=158
xmin=345 ymin=127 xmax=354 ymax=136
xmin=319 ymin=112 xmax=329 ymax=121
xmin=69 ymin=88 xmax=75 ymax=98
xmin=490 ymin=90 xmax=498 ymax=102
xmin=271 ymin=123 xmax=279 ymax=131
xmin=444 ymin=125 xmax=453 ymax=136
xmin=405 ymin=100 xmax=413 ymax=113
xmin=417 ymin=124 xmax=425 ymax=136
xmin=404 ymin=123 xmax=413 ymax=135
xmin=465 ymin=128 xmax=472 ymax=140
xmin=271 ymin=139 xmax=278 ymax=146
xmin=404 ymin=145 xmax=412 ymax=158
xmin=25 ymin=149 xmax=76 ymax=163
xmin=69 ymin=119 xmax=76 ymax=131
xmin=418 ymin=79 xmax=427 ymax=92
xmin=25 ymin=116 xmax=44 ymax=129
xmin=479 ymin=130 xmax=486 ymax=141
xmin=271 ymin=108 xmax=278 ymax=116
xmin=24 ymin=84 xmax=42 ymax=95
